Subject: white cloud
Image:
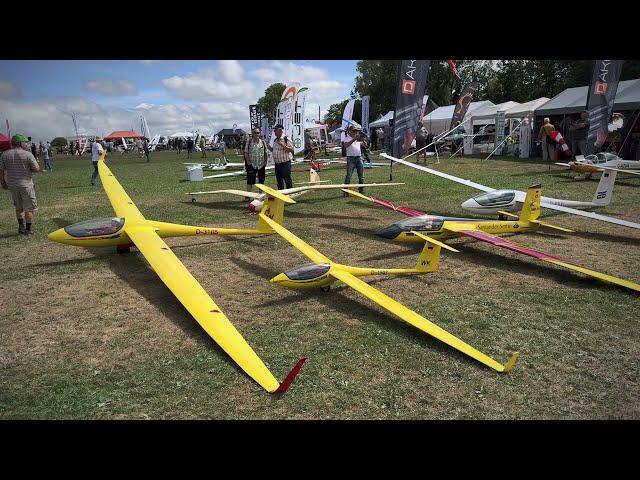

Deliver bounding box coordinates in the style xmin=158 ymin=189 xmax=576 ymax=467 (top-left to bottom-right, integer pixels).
xmin=86 ymin=79 xmax=138 ymax=96
xmin=0 ymin=80 xmax=22 ymax=99
xmin=139 ymin=60 xmax=158 ymax=65
xmin=161 ymin=60 xmax=256 ymax=101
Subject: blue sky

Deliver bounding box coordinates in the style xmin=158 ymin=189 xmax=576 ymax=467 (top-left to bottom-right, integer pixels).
xmin=0 ymin=60 xmax=358 ymax=142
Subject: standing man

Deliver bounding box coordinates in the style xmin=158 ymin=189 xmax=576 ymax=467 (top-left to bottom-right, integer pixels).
xmin=415 ymin=122 xmax=429 ymax=163
xmin=244 ymin=126 xmax=268 ymax=197
xmin=376 ymin=127 xmax=385 ymax=151
xmin=538 ymin=118 xmax=557 ymax=161
xmin=41 ymin=142 xmax=53 ymax=171
xmin=341 ymin=125 xmax=366 ymax=194
xmin=569 ymin=110 xmax=590 ymax=158
xmin=268 ymin=123 xmax=294 ymax=189
xmin=177 ymin=137 xmax=182 ymax=155
xmin=143 ymin=138 xmax=150 ymax=162
xmin=186 ymin=137 xmax=194 ymax=159
xmin=199 ymin=135 xmax=206 ymax=158
xmin=0 ymin=134 xmax=44 ymax=235
xmin=90 ymin=138 xmax=104 ymax=186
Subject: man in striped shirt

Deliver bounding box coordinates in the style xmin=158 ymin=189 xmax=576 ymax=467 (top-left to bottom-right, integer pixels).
xmin=0 ymin=134 xmax=44 ymax=235
xmin=268 ymin=123 xmax=295 ymax=189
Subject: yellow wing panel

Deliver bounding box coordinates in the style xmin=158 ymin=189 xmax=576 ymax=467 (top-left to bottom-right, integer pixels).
xmin=98 ymin=160 xmax=146 ymax=221
xmin=259 ymin=213 xmax=332 ymax=264
xmin=329 ymin=269 xmax=518 ymax=372
xmin=125 ymin=226 xmax=281 ymax=392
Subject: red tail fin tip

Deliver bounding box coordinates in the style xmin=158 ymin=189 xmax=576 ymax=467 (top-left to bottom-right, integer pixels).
xmin=272 ymin=358 xmax=307 ymax=394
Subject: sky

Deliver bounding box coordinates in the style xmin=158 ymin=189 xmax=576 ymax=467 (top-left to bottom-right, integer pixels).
xmin=0 ymin=60 xmax=358 ymax=142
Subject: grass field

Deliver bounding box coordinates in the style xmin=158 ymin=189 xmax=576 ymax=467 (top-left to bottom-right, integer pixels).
xmin=1 ymin=147 xmax=639 ymax=419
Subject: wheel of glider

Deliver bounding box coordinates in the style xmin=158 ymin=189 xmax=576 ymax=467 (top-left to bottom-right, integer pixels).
xmin=191 ymin=197 xmax=196 ymax=203
xmin=116 ymin=246 xmax=131 ymax=254
xmin=320 ymin=285 xmax=331 ymax=293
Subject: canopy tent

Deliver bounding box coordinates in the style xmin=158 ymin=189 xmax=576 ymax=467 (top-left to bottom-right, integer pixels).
xmin=304 ymin=121 xmax=329 ymax=144
xmin=168 ymin=131 xmax=195 ymax=138
xmin=504 ymin=97 xmax=550 ymax=118
xmin=104 ymin=130 xmax=145 ymax=141
xmin=422 ymin=100 xmax=493 ymax=136
xmin=369 ymin=111 xmax=394 ymax=129
xmin=0 ymin=133 xmax=10 ymax=151
xmin=536 ymin=78 xmax=640 ymax=116
xmin=470 ymin=101 xmax=521 ymax=122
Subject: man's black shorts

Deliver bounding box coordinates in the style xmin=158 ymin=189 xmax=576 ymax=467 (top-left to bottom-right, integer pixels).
xmin=246 ymin=164 xmax=266 ymax=185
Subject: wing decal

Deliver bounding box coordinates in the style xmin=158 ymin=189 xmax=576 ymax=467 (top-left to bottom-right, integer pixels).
xmin=329 ymin=269 xmax=518 ymax=373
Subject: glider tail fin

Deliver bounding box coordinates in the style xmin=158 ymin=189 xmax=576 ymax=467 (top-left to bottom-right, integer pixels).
xmin=255 ymin=184 xmax=296 ymax=232
xmin=309 ymin=168 xmax=320 ymax=184
xmin=591 ymin=168 xmax=618 ymax=205
xmin=519 ymin=184 xmax=541 ymax=223
xmin=411 ymin=231 xmax=459 ymax=272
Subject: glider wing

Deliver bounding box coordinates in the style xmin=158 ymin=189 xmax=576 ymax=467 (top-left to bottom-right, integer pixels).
xmin=98 ymin=159 xmax=145 ymax=221
xmin=538 ymin=201 xmax=640 ymax=231
xmin=381 ymin=153 xmax=495 ymax=193
xmin=124 ymin=225 xmax=302 ymax=393
xmin=258 ymin=213 xmax=331 ymax=264
xmin=448 ymin=227 xmax=640 ymax=293
xmin=187 ymin=189 xmax=262 ymax=199
xmin=329 ymin=269 xmax=518 ymax=372
xmin=343 ymin=189 xmax=427 ymax=217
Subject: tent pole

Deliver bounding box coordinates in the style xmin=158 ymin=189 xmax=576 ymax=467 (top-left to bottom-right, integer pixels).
xmin=485 ymin=118 xmax=525 ymax=161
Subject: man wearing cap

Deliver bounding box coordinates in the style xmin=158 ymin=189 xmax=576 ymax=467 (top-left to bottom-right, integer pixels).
xmin=268 ymin=123 xmax=295 ymax=189
xmin=341 ymin=125 xmax=367 ymax=195
xmin=0 ymin=134 xmax=44 ymax=235
xmin=90 ymin=138 xmax=104 ymax=185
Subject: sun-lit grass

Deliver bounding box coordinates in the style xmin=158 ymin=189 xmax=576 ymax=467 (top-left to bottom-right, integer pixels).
xmin=1 ymin=147 xmax=639 ymax=419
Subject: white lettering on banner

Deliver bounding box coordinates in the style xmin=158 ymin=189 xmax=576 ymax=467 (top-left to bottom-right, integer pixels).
xmin=598 ymin=60 xmax=611 ymax=82
xmin=406 ymin=60 xmax=417 ymax=80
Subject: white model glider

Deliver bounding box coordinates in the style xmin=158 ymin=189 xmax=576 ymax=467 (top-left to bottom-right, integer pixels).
xmin=382 ymin=153 xmax=640 ymax=231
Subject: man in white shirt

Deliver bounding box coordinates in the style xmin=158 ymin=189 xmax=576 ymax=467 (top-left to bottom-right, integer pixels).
xmin=90 ymin=138 xmax=105 ymax=186
xmin=341 ymin=125 xmax=367 ymax=194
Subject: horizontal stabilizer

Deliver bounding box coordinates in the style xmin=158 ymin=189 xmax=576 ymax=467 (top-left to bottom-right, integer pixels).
xmin=554 ymin=162 xmax=572 ymax=168
xmin=411 ymin=231 xmax=459 ymax=252
xmin=503 ymin=352 xmax=520 ymax=373
xmin=529 ymin=219 xmax=574 ymax=233
xmin=272 ymin=357 xmax=307 ymax=394
xmin=497 ymin=210 xmax=519 ymax=219
xmin=255 ymin=184 xmax=296 ymax=204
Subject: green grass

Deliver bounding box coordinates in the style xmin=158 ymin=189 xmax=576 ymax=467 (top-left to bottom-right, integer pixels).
xmin=1 ymin=148 xmax=639 ymax=419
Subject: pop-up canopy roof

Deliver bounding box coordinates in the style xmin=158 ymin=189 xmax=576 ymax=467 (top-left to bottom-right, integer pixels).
xmin=504 ymin=97 xmax=550 ymax=118
xmin=423 ymin=100 xmax=494 ymax=135
xmin=104 ymin=130 xmax=145 ymax=140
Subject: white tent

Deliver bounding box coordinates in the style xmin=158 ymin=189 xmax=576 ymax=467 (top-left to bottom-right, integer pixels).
xmin=470 ymin=101 xmax=521 ymax=123
xmin=369 ymin=111 xmax=394 ymax=129
xmin=169 ymin=131 xmax=194 ymax=138
xmin=504 ymin=97 xmax=550 ymax=118
xmin=304 ymin=121 xmax=329 ymax=144
xmin=423 ymin=100 xmax=493 ymax=136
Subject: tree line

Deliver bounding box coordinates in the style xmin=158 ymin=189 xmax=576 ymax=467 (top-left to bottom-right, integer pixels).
xmin=256 ymin=60 xmax=640 ymax=127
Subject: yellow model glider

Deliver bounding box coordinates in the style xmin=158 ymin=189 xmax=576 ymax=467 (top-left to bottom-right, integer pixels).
xmin=253 ymin=185 xmax=519 ymax=373
xmin=48 ymin=155 xmax=306 ymax=394
xmin=347 ymin=184 xmax=640 ymax=293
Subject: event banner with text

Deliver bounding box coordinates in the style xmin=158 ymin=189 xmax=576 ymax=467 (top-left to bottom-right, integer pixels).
xmin=249 ymin=105 xmax=262 ymax=131
xmin=586 ymin=60 xmax=624 ymax=153
xmin=392 ymin=60 xmax=430 ymax=157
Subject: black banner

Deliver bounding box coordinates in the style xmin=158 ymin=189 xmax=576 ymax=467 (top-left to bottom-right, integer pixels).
xmin=249 ymin=105 xmax=262 ymax=131
xmin=450 ymin=81 xmax=480 ymax=132
xmin=392 ymin=60 xmax=431 ymax=157
xmin=585 ymin=60 xmax=624 ymax=154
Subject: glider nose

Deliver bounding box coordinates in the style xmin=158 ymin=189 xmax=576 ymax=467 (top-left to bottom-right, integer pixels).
xmin=375 ymin=223 xmax=402 ymax=239
xmin=48 ymin=228 xmax=67 ymax=244
xmin=270 ymin=273 xmax=287 ymax=284
xmin=460 ymin=198 xmax=478 ymax=211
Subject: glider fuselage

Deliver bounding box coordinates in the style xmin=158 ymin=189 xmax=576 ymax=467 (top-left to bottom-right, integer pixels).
xmin=377 ymin=214 xmax=536 ymax=243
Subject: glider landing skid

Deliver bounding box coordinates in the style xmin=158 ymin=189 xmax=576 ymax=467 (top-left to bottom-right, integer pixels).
xmin=273 ymin=357 xmax=308 ymax=394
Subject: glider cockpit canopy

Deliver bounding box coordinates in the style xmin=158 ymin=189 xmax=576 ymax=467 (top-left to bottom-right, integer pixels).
xmin=283 ymin=263 xmax=331 ymax=281
xmin=64 ymin=217 xmax=125 ymax=238
xmin=376 ymin=215 xmax=445 ymax=239
xmin=471 ymin=190 xmax=517 ymax=208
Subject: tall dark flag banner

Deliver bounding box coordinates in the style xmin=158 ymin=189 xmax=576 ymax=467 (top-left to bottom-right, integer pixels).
xmin=392 ymin=60 xmax=431 ymax=157
xmin=586 ymin=60 xmax=624 ymax=153
xmin=361 ymin=95 xmax=370 ymax=134
xmin=249 ymin=105 xmax=262 ymax=131
xmin=450 ymin=81 xmax=480 ymax=132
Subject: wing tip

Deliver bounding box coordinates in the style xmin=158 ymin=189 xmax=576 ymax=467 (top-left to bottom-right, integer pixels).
xmin=502 ymin=352 xmax=520 ymax=373
xmin=271 ymin=357 xmax=307 ymax=394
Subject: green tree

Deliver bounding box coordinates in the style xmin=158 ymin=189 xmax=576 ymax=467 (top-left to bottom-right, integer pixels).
xmin=51 ymin=137 xmax=68 ymax=148
xmin=324 ymin=99 xmax=362 ymax=128
xmin=352 ymin=60 xmax=398 ymax=120
xmin=257 ymin=82 xmax=286 ymax=120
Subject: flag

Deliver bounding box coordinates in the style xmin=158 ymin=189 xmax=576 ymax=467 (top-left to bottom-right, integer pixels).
xmin=447 ymin=60 xmax=459 ymax=77
xmin=392 ymin=60 xmax=431 ymax=157
xmin=585 ymin=60 xmax=624 ymax=153
xmin=450 ymin=81 xmax=480 ymax=132
xmin=361 ymin=96 xmax=370 ymax=134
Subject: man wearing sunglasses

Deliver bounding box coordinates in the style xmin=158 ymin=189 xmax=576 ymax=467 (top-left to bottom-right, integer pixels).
xmin=268 ymin=123 xmax=294 ymax=189
xmin=243 ymin=127 xmax=268 ymax=197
